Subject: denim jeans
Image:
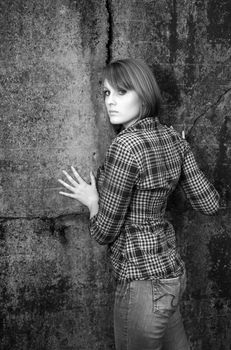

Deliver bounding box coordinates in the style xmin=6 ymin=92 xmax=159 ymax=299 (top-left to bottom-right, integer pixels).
xmin=114 ymin=273 xmax=189 ymax=350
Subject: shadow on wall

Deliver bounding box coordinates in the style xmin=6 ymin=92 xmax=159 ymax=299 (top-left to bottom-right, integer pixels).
xmin=150 ymin=63 xmax=182 ymax=126
xmin=150 ymin=63 xmax=187 ymax=217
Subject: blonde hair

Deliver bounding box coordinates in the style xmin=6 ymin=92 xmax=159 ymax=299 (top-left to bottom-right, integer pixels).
xmin=103 ymin=58 xmax=162 ymax=118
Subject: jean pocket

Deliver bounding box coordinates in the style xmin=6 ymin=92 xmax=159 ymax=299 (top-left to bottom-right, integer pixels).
xmin=152 ymin=278 xmax=181 ymax=315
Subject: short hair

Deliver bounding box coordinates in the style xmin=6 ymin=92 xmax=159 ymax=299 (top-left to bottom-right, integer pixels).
xmin=102 ymin=58 xmax=162 ymax=118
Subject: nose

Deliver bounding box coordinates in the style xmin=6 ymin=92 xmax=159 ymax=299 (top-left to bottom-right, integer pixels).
xmin=107 ymin=92 xmax=116 ymax=105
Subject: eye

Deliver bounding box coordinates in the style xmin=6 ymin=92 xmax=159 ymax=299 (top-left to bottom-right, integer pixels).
xmin=118 ymin=89 xmax=127 ymax=95
xmin=103 ymin=89 xmax=110 ymax=97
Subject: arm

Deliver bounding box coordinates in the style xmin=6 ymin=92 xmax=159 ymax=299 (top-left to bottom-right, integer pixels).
xmin=179 ymin=140 xmax=220 ymax=214
xmin=89 ymin=140 xmax=139 ymax=245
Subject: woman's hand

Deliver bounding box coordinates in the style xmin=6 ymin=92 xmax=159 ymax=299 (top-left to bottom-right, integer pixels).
xmin=58 ymin=166 xmax=99 ymax=216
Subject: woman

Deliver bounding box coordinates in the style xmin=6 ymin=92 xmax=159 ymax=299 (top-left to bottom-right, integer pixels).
xmin=58 ymin=58 xmax=220 ymax=350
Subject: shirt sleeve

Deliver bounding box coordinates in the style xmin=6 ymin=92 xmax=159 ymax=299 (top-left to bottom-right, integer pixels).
xmin=89 ymin=140 xmax=139 ymax=245
xmin=179 ymin=140 xmax=220 ymax=215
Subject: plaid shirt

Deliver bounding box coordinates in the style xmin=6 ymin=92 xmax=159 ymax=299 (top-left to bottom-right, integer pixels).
xmin=89 ymin=118 xmax=220 ymax=281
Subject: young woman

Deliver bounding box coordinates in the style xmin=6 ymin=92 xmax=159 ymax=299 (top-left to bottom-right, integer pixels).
xmin=58 ymin=58 xmax=220 ymax=350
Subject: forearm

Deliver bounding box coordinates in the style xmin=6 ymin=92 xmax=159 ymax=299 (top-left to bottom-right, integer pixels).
xmin=181 ymin=175 xmax=220 ymax=215
xmin=89 ymin=208 xmax=123 ymax=245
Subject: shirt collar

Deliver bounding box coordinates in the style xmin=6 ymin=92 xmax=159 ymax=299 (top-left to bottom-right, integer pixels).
xmin=117 ymin=117 xmax=158 ymax=137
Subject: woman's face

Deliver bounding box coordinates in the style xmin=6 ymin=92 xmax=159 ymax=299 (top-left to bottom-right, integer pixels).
xmin=103 ymin=79 xmax=141 ymax=129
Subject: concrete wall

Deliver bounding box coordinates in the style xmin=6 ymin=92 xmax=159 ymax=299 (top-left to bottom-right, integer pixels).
xmin=0 ymin=0 xmax=230 ymax=349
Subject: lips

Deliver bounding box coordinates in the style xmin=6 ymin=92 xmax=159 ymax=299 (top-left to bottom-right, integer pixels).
xmin=109 ymin=110 xmax=118 ymax=114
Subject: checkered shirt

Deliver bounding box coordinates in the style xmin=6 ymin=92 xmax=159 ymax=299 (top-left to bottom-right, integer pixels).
xmin=89 ymin=118 xmax=220 ymax=281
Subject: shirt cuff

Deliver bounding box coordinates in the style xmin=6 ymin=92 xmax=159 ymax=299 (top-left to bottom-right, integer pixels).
xmin=88 ymin=213 xmax=98 ymax=233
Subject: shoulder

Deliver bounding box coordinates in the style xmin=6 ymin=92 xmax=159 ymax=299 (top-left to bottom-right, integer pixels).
xmin=114 ymin=130 xmax=145 ymax=152
xmin=162 ymin=124 xmax=191 ymax=152
xmin=105 ymin=135 xmax=138 ymax=165
xmin=109 ymin=132 xmax=138 ymax=153
xmin=161 ymin=123 xmax=182 ymax=140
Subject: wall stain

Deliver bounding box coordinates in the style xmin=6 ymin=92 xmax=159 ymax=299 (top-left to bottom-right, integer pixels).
xmin=152 ymin=63 xmax=181 ymax=125
xmin=184 ymin=13 xmax=196 ymax=91
xmin=105 ymin=0 xmax=113 ymax=64
xmin=0 ymin=222 xmax=6 ymax=240
xmin=70 ymin=0 xmax=103 ymax=52
xmin=207 ymin=0 xmax=231 ymax=42
xmin=15 ymin=276 xmax=72 ymax=314
xmin=208 ymin=232 xmax=231 ymax=299
xmin=214 ymin=115 xmax=231 ymax=205
xmin=168 ymin=0 xmax=178 ymax=64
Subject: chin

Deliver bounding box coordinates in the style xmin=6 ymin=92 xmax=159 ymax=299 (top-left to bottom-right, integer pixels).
xmin=109 ymin=117 xmax=122 ymax=125
xmin=110 ymin=121 xmax=122 ymax=125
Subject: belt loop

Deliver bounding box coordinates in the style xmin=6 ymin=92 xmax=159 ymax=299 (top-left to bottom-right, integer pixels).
xmin=152 ymin=277 xmax=160 ymax=285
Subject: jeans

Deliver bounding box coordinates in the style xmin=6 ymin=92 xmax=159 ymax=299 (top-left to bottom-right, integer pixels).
xmin=114 ymin=273 xmax=189 ymax=350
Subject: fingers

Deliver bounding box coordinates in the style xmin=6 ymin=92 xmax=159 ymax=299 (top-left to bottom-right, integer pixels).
xmin=58 ymin=179 xmax=74 ymax=192
xmin=58 ymin=167 xmax=95 ymax=194
xmin=59 ymin=191 xmax=76 ymax=198
xmin=90 ymin=171 xmax=96 ymax=187
xmin=71 ymin=166 xmax=84 ymax=184
xmin=62 ymin=170 xmax=78 ymax=186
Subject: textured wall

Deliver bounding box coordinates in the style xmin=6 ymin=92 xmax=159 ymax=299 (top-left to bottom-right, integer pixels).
xmin=0 ymin=1 xmax=113 ymax=349
xmin=0 ymin=0 xmax=231 ymax=349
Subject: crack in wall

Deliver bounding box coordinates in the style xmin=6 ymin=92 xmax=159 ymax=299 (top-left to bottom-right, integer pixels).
xmin=187 ymin=87 xmax=231 ymax=137
xmin=105 ymin=0 xmax=113 ymax=64
xmin=0 ymin=213 xmax=86 ymax=222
